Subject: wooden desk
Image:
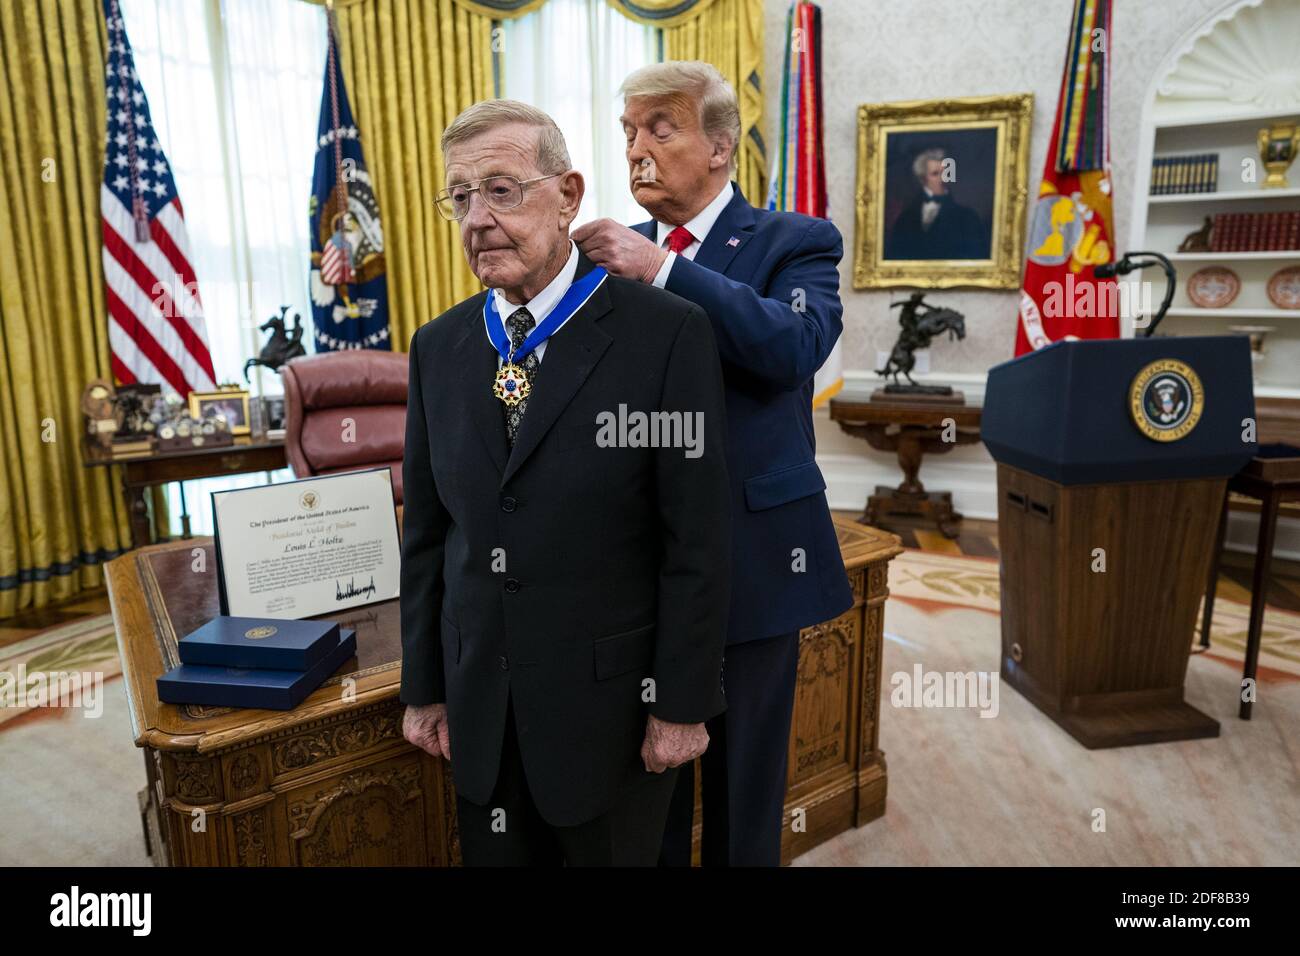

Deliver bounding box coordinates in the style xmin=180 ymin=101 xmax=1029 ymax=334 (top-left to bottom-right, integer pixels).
xmin=830 ymin=393 xmax=982 ymax=538
xmin=107 ymin=516 xmax=900 ymax=866
xmin=84 ymin=434 xmax=287 ymax=548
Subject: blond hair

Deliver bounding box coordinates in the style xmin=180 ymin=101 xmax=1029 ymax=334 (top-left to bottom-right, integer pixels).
xmin=620 ymin=61 xmax=740 ymax=170
xmin=441 ymin=99 xmax=571 ymax=175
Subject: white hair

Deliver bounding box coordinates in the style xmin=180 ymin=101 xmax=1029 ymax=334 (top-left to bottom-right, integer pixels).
xmin=620 ymin=61 xmax=741 ymax=170
xmin=441 ymin=99 xmax=571 ymax=175
xmin=912 ymin=147 xmax=947 ymax=183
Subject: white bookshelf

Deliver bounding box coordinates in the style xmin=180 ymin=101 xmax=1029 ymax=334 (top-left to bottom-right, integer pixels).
xmin=1148 ymin=186 xmax=1300 ymax=205
xmin=1128 ymin=0 xmax=1300 ymax=394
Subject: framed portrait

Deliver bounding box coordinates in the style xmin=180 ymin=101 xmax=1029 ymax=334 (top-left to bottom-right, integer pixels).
xmin=853 ymin=93 xmax=1033 ymax=290
xmin=190 ymin=389 xmax=251 ymax=436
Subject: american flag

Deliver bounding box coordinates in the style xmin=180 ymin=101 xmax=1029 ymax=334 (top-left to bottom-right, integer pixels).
xmin=101 ymin=0 xmax=216 ymax=396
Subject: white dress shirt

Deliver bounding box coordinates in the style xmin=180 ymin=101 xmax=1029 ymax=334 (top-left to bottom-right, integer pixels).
xmin=921 ymin=188 xmax=945 ymax=230
xmin=488 ymin=239 xmax=580 ymax=365
xmin=650 ymin=181 xmax=735 ymax=289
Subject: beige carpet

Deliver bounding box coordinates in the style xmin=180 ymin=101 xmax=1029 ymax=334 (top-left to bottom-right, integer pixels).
xmin=2 ymin=554 xmax=1297 ymax=866
xmin=795 ymin=553 xmax=1300 ymax=866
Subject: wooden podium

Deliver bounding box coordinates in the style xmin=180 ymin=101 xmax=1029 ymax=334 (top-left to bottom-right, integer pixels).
xmin=983 ymin=336 xmax=1256 ymax=749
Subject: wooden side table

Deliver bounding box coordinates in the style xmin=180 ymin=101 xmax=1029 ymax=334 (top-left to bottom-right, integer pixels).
xmin=1199 ymin=445 xmax=1300 ymax=720
xmin=830 ymin=392 xmax=982 ymax=538
xmin=83 ymin=434 xmax=287 ymax=548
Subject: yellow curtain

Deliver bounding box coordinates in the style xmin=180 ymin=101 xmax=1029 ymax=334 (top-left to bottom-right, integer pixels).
xmin=660 ymin=0 xmax=766 ymax=202
xmin=0 ymin=0 xmax=135 ymax=619
xmin=449 ymin=0 xmax=766 ymax=204
xmin=327 ymin=0 xmax=496 ymax=350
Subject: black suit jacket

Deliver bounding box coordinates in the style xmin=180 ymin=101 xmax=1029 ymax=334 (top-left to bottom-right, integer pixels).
xmin=399 ymin=254 xmax=731 ymax=827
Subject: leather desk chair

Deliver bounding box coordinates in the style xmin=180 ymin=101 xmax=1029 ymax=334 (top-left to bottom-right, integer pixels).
xmin=282 ymin=351 xmax=408 ymax=505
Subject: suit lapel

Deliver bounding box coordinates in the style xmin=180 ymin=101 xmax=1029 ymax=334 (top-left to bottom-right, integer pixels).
xmin=692 ymin=185 xmax=756 ymax=276
xmin=451 ymin=299 xmax=510 ymax=477
xmin=501 ymin=257 xmax=614 ymax=486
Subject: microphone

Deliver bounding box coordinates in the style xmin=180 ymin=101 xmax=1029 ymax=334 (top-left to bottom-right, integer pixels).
xmin=1094 ymin=259 xmax=1137 ymax=279
xmin=1097 ymin=252 xmax=1176 ymax=337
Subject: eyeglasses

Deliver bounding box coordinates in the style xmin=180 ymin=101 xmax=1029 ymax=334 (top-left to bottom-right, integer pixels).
xmin=434 ymin=173 xmax=564 ymax=221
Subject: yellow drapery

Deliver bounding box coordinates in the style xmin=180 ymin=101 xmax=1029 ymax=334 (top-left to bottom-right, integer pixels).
xmin=448 ymin=0 xmax=766 ymax=201
xmin=0 ymin=0 xmax=134 ymax=619
xmin=319 ymin=0 xmax=496 ymax=350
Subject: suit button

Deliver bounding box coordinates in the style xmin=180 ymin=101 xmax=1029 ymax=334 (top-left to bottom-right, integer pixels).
xmin=504 ymin=578 xmax=520 ymax=593
xmin=499 ymin=654 xmax=509 ymax=670
xmin=501 ymin=496 xmax=517 ymax=513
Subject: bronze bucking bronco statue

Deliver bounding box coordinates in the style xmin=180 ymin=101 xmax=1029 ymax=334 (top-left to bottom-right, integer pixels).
xmin=244 ymin=306 xmax=307 ymax=381
xmin=876 ymin=292 xmax=966 ymax=393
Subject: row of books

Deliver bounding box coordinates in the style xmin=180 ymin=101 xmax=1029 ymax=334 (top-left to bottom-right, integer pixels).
xmin=1210 ymin=211 xmax=1300 ymax=252
xmin=1150 ymin=153 xmax=1219 ymax=195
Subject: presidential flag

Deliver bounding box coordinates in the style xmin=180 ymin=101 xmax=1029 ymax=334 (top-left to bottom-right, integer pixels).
xmin=308 ymin=14 xmax=389 ymax=351
xmin=1015 ymin=0 xmax=1120 ymax=355
xmin=101 ymin=0 xmax=216 ymax=396
xmin=767 ymin=2 xmax=840 ymax=407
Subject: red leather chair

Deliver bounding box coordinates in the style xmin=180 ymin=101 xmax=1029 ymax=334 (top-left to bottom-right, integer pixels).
xmin=282 ymin=351 xmax=408 ymax=505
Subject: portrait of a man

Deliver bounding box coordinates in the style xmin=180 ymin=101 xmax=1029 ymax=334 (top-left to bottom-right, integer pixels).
xmin=854 ymin=95 xmax=1032 ymax=290
xmin=882 ymin=131 xmax=996 ymax=262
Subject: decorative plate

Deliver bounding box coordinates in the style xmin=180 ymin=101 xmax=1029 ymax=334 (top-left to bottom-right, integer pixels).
xmin=1186 ymin=266 xmax=1240 ymax=308
xmin=1266 ymin=266 xmax=1300 ymax=309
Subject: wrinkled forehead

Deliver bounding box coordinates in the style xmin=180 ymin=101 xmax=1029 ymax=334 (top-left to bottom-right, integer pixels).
xmin=444 ymin=124 xmax=542 ymax=185
xmin=620 ymin=93 xmax=700 ymax=130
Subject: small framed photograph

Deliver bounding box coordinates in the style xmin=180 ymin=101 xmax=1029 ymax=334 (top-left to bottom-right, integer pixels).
xmin=853 ymin=93 xmax=1033 ymax=290
xmin=190 ymin=389 xmax=251 ymax=436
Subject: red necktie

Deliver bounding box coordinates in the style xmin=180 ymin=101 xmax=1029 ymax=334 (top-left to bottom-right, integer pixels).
xmin=666 ymin=225 xmax=695 ymax=254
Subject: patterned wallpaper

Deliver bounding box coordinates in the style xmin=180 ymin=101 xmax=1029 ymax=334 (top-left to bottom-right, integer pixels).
xmin=763 ymin=0 xmax=1228 ymax=376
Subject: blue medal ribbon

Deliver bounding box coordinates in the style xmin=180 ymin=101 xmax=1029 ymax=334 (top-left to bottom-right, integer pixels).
xmin=483 ymin=266 xmax=608 ymax=364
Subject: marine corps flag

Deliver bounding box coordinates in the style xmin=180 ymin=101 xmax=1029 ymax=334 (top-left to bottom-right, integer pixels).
xmin=1015 ymin=0 xmax=1119 ymax=356
xmin=309 ymin=13 xmax=389 ymax=351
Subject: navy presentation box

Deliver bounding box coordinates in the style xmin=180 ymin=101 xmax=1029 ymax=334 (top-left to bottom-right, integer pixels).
xmin=178 ymin=616 xmax=341 ymax=670
xmin=157 ymin=629 xmax=357 ymax=711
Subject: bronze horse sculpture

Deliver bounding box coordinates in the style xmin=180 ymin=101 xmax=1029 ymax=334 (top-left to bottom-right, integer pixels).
xmin=243 ymin=306 xmax=306 ymax=381
xmin=876 ymin=293 xmax=966 ymax=390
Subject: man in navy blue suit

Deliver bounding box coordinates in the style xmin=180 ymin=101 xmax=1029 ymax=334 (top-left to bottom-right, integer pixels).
xmin=574 ymin=60 xmax=852 ymax=866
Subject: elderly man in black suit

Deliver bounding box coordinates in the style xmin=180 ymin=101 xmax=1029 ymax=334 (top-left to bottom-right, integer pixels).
xmin=398 ymin=99 xmax=731 ymax=866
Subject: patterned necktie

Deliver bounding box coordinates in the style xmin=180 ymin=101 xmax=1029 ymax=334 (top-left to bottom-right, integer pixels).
xmin=502 ymin=307 xmax=539 ymax=447
xmin=666 ymin=225 xmax=696 ymax=254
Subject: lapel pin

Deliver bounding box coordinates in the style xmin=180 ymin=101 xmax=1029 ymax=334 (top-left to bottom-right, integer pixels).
xmin=726 ymin=236 xmax=740 ymax=247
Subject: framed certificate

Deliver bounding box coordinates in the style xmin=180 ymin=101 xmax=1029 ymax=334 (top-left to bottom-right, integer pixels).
xmin=212 ymin=468 xmax=400 ymax=619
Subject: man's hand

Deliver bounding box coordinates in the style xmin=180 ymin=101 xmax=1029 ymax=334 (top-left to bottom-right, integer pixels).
xmin=572 ymin=218 xmax=667 ymax=284
xmin=640 ymin=713 xmax=708 ymax=773
xmin=402 ymin=702 xmax=451 ymax=760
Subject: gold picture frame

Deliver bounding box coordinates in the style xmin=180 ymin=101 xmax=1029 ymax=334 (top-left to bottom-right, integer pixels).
xmin=189 ymin=389 xmax=251 ymax=436
xmin=853 ymin=93 xmax=1033 ymax=290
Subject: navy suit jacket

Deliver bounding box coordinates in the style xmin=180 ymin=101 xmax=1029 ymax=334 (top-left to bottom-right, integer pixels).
xmin=633 ymin=185 xmax=853 ymax=644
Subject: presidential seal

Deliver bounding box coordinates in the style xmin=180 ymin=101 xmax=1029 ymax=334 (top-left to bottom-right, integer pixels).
xmin=244 ymin=625 xmax=278 ymax=640
xmin=1129 ymin=359 xmax=1204 ymax=442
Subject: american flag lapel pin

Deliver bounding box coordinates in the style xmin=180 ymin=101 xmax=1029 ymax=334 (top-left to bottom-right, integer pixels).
xmin=726 ymin=236 xmax=740 ymax=247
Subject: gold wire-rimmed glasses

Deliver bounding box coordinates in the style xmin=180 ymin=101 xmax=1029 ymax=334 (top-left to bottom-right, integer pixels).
xmin=434 ymin=173 xmax=564 ymax=221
